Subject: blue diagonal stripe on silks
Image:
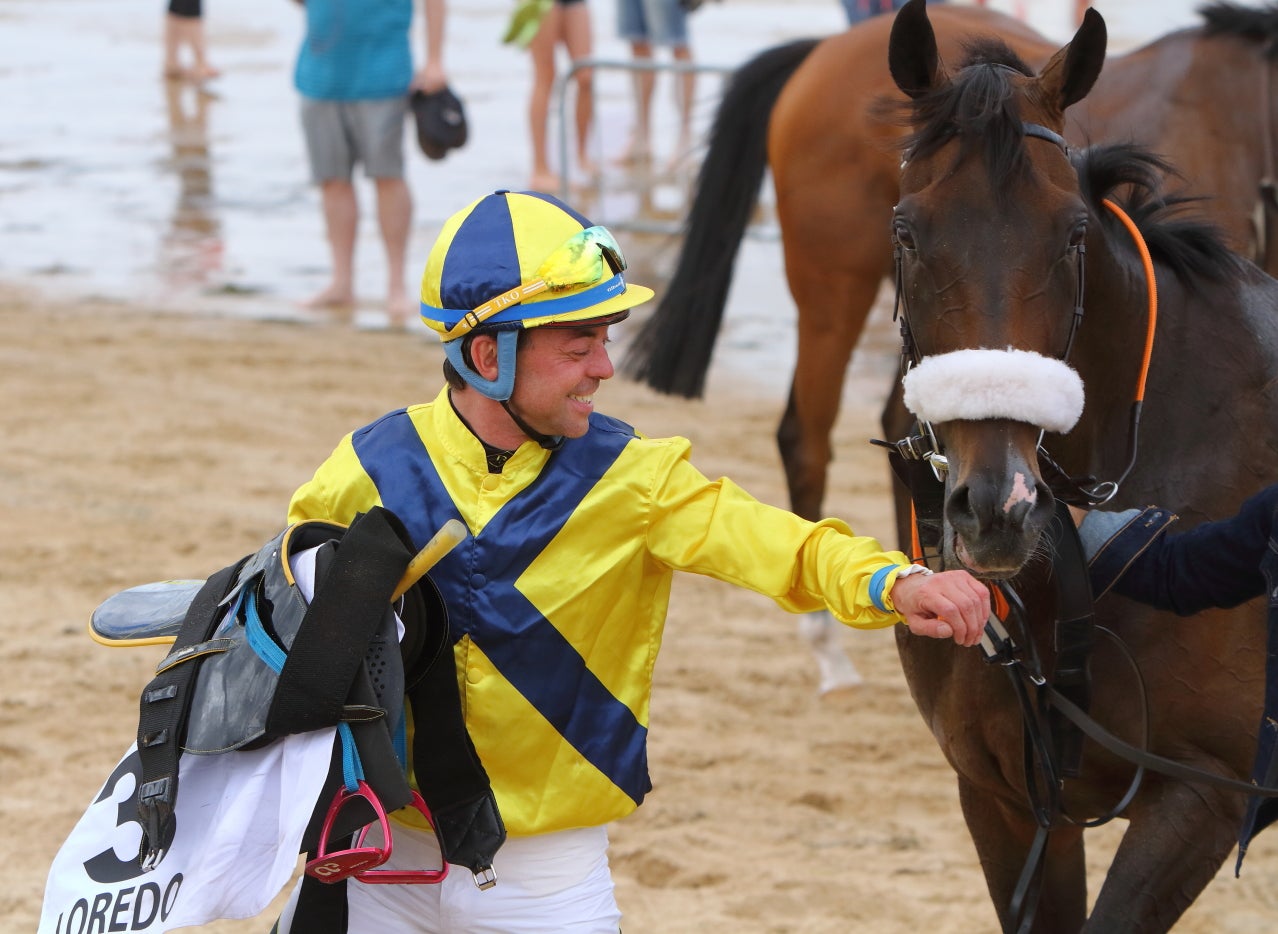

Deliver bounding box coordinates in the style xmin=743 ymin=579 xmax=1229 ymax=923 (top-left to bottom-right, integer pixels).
xmin=351 ymin=409 xmax=652 ymax=804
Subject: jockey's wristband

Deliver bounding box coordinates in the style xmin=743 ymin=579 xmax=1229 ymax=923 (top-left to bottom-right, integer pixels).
xmin=870 ymin=563 xmax=934 ymax=612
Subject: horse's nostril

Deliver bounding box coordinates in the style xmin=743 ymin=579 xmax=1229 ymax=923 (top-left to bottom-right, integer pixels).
xmin=947 ymin=475 xmax=1053 ymax=539
xmin=1003 ymin=495 xmax=1037 ymax=526
xmin=945 ymin=483 xmax=981 ymax=538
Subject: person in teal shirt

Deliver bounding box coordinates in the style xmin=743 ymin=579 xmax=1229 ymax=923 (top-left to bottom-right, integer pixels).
xmin=292 ymin=0 xmax=447 ymax=326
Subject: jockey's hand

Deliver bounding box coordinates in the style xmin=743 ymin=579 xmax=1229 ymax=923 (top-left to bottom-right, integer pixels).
xmin=890 ymin=569 xmax=989 ymax=647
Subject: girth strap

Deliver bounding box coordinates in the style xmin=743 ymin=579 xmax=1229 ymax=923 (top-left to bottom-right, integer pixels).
xmin=134 ymin=558 xmax=247 ymax=869
xmin=266 ymin=508 xmax=412 ymax=736
xmin=408 ymin=650 xmax=506 ymax=881
xmin=1045 ymin=500 xmax=1095 ymax=778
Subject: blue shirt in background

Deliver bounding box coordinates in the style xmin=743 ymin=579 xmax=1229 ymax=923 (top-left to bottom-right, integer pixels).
xmin=295 ymin=0 xmax=414 ymax=101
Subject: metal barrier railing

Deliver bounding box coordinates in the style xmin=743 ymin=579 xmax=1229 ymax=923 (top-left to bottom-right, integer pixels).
xmin=553 ymin=56 xmax=778 ymax=239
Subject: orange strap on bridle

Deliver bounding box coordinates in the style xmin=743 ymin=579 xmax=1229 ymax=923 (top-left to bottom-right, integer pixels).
xmin=909 ymin=500 xmax=926 ymax=566
xmin=989 ymin=583 xmax=1009 ymax=621
xmin=910 ymin=499 xmax=1010 ymax=620
xmin=1101 ymin=198 xmax=1158 ymax=402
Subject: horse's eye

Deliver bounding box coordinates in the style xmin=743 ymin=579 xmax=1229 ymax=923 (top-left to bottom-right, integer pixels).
xmin=1068 ymin=221 xmax=1087 ymax=249
xmin=893 ymin=219 xmax=917 ymax=251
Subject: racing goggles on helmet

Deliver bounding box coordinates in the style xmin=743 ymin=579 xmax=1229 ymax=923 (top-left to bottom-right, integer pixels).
xmin=440 ymin=225 xmax=627 ymax=341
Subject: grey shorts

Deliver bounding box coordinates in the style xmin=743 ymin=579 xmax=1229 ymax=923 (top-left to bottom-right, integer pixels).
xmin=300 ymin=97 xmax=407 ymax=183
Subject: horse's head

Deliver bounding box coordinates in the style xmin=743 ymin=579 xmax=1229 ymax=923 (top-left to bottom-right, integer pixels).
xmin=887 ymin=0 xmax=1107 ymax=577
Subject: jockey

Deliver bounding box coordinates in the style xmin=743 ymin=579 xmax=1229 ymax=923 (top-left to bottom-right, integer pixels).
xmin=279 ymin=188 xmax=990 ymax=931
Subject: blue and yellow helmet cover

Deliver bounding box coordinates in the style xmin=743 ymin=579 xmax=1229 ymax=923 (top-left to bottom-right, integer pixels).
xmin=419 ymin=190 xmax=653 ymax=338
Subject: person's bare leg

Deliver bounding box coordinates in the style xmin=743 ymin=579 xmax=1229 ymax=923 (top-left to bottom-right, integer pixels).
xmin=186 ymin=17 xmax=221 ymax=82
xmin=163 ymin=14 xmax=220 ymax=82
xmin=375 ymin=177 xmax=413 ymax=325
xmin=616 ymin=39 xmax=655 ymax=165
xmin=669 ymin=43 xmax=695 ymax=171
xmin=163 ymin=14 xmax=184 ymax=78
xmin=527 ymin=8 xmax=562 ymax=191
xmin=562 ymin=4 xmax=596 ymax=178
xmin=305 ymin=179 xmax=357 ymax=308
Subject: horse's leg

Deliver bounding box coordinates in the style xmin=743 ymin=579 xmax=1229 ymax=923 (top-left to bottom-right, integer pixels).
xmin=956 ymin=778 xmax=1089 ymax=934
xmin=781 ymin=267 xmax=884 ymax=693
xmin=778 ymin=269 xmax=884 ymax=521
xmin=1086 ymin=787 xmax=1239 ymax=932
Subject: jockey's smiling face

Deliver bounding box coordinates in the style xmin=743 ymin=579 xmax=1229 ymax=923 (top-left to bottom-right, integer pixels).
xmin=490 ymin=324 xmax=616 ymax=441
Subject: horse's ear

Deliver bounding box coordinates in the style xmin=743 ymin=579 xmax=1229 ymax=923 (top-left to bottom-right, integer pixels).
xmin=1037 ymin=7 xmax=1107 ymax=114
xmin=889 ymin=0 xmax=943 ymax=100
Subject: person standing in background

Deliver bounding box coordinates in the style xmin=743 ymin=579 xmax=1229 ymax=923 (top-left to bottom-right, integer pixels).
xmin=526 ymin=0 xmax=597 ymax=191
xmin=163 ymin=0 xmax=220 ymax=82
xmin=614 ymin=0 xmax=695 ymax=173
xmin=292 ymin=0 xmax=447 ymax=327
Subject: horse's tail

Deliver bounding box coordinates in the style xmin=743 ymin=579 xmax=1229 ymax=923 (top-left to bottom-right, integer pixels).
xmin=623 ymin=37 xmax=821 ymax=398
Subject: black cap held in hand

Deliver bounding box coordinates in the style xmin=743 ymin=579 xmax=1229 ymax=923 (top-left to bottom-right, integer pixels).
xmin=411 ymin=86 xmax=468 ymax=161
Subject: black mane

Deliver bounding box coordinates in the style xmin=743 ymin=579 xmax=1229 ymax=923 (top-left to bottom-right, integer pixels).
xmin=893 ymin=39 xmax=1038 ymax=198
xmin=1199 ymin=2 xmax=1278 ymax=60
xmin=1074 ymin=143 xmax=1243 ymax=288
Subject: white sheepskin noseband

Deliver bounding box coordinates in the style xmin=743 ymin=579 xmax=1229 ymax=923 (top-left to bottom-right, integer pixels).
xmin=901 ymin=348 xmax=1085 ymax=434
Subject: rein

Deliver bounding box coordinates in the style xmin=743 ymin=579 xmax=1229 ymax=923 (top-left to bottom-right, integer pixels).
xmin=983 ymin=567 xmax=1278 ymax=934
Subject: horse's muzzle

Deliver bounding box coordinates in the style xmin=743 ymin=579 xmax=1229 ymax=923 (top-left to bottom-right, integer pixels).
xmin=944 ymin=443 xmax=1055 ymax=577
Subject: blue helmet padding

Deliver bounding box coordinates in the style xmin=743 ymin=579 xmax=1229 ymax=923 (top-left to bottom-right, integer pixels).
xmin=443 ymin=329 xmax=520 ymax=401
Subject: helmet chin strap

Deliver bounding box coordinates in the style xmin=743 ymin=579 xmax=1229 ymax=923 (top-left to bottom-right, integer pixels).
xmin=500 ymin=400 xmax=563 ymax=451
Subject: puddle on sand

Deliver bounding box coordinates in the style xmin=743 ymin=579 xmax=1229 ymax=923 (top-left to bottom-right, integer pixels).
xmin=0 ymin=0 xmax=1200 ymax=393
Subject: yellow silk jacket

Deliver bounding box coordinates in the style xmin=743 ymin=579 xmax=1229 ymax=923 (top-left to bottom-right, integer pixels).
xmin=287 ymin=387 xmax=913 ymax=836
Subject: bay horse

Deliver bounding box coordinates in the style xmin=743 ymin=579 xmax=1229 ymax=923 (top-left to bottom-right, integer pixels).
xmin=882 ymin=1 xmax=1278 ymax=930
xmin=624 ymin=1 xmax=1278 ymax=526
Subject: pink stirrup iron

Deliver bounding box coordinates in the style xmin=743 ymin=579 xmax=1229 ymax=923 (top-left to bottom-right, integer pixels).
xmin=305 ymin=781 xmax=449 ymax=885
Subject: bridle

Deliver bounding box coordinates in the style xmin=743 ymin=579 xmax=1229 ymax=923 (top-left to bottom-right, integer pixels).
xmin=884 ymin=121 xmax=1159 ymax=510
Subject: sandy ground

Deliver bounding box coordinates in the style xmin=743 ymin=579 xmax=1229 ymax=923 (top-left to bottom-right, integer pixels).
xmin=4 ymin=286 xmax=1278 ymax=933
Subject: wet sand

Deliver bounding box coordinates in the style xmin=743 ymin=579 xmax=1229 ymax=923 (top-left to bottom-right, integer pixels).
xmin=6 ymin=284 xmax=1278 ymax=932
